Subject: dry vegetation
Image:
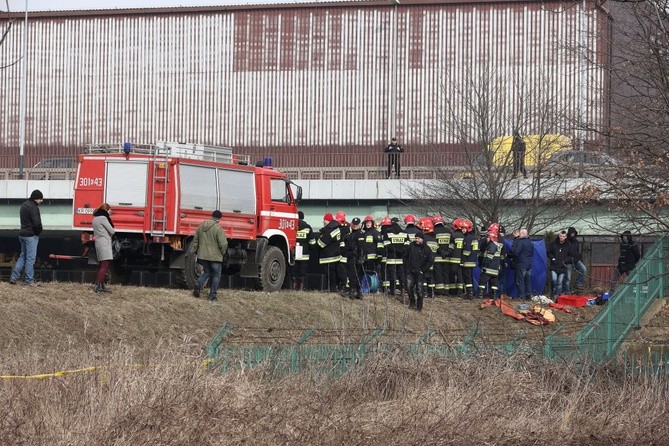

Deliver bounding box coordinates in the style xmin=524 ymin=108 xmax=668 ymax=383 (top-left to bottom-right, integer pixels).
xmin=1 ymin=282 xmax=667 ymax=445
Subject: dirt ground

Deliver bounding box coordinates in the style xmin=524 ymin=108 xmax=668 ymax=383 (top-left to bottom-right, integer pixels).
xmin=0 ymin=281 xmax=610 ymax=355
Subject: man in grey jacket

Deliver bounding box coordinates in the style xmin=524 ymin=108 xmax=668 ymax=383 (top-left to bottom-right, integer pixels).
xmin=10 ymin=189 xmax=44 ymax=286
xmin=190 ymin=210 xmax=228 ymax=301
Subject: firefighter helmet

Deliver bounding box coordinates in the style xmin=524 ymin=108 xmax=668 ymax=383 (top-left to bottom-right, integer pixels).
xmin=452 ymin=218 xmax=464 ymax=231
xmin=488 ymin=223 xmax=500 ymax=233
xmin=335 ymin=211 xmax=346 ymax=223
xmin=432 ymin=215 xmax=445 ymax=225
xmin=487 ymin=231 xmax=499 ymax=242
xmin=422 ymin=219 xmax=434 ymax=233
xmin=380 ymin=216 xmax=392 ymax=227
xmin=404 ymin=214 xmax=416 ymax=225
xmin=363 ymin=215 xmax=374 ymax=223
xmin=462 ymin=219 xmax=473 ymax=233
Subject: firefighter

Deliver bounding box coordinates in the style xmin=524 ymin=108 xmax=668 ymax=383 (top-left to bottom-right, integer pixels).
xmin=317 ymin=212 xmax=342 ymax=292
xmin=403 ymin=231 xmax=434 ymax=311
xmin=341 ymin=217 xmax=364 ymax=299
xmin=293 ymin=211 xmax=315 ymax=291
xmin=379 ymin=216 xmax=393 ymax=293
xmin=336 ymin=211 xmax=350 ymax=292
xmin=361 ymin=215 xmax=383 ymax=277
xmin=461 ymin=219 xmax=479 ymax=299
xmin=383 ymin=216 xmax=408 ymax=296
xmin=478 ymin=227 xmax=503 ymax=299
xmin=418 ymin=218 xmax=438 ymax=298
xmin=403 ymin=214 xmax=421 ymax=242
xmin=432 ymin=215 xmax=451 ymax=295
xmin=448 ymin=218 xmax=466 ymax=295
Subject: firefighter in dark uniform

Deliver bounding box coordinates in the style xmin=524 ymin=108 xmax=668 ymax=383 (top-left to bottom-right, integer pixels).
xmin=418 ymin=218 xmax=438 ymax=298
xmin=317 ymin=212 xmax=341 ymax=292
xmin=478 ymin=227 xmax=503 ymax=299
xmin=293 ymin=210 xmax=315 ymax=291
xmin=403 ymin=231 xmax=434 ymax=311
xmin=383 ymin=217 xmax=408 ymax=296
xmin=432 ymin=215 xmax=451 ymax=295
xmin=341 ymin=217 xmax=364 ymax=299
xmin=361 ymin=215 xmax=383 ymax=276
xmin=403 ymin=214 xmax=421 ymax=243
xmin=461 ymin=219 xmax=479 ymax=299
xmin=379 ymin=216 xmax=393 ymax=292
xmin=335 ymin=211 xmax=350 ymax=292
xmin=448 ymin=218 xmax=466 ymax=295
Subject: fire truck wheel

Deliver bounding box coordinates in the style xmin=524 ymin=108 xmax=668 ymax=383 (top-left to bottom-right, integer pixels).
xmin=257 ymin=246 xmax=286 ymax=292
xmin=185 ymin=253 xmax=205 ymax=290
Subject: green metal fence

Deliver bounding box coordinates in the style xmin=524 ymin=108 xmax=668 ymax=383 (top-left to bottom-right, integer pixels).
xmin=545 ymin=236 xmax=667 ymax=363
xmin=204 ymin=237 xmax=666 ymax=374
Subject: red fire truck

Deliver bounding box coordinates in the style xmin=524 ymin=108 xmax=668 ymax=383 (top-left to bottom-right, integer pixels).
xmin=71 ymin=142 xmax=302 ymax=292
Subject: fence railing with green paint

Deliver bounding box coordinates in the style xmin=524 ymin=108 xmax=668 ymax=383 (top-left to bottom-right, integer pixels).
xmin=545 ymin=236 xmax=667 ymax=363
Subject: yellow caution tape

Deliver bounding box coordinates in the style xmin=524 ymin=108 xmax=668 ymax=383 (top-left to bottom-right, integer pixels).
xmin=0 ymin=366 xmax=98 ymax=380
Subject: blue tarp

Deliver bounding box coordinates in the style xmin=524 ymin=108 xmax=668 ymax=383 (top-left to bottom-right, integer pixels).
xmin=473 ymin=237 xmax=548 ymax=297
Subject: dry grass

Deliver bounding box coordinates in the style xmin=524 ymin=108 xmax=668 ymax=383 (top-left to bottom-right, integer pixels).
xmin=1 ymin=347 xmax=668 ymax=445
xmin=1 ymin=282 xmax=666 ymax=445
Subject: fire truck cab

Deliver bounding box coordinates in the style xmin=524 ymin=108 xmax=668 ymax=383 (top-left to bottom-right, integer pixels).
xmin=73 ymin=142 xmax=302 ymax=292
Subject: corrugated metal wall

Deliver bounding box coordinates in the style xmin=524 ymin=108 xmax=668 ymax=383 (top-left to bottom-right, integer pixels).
xmin=0 ymin=1 xmax=610 ymax=168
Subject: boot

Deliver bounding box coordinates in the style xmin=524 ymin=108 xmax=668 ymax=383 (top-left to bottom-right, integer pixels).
xmin=354 ymin=289 xmax=362 ymax=300
xmin=93 ymin=283 xmax=101 ymax=293
xmin=100 ymin=283 xmax=112 ymax=293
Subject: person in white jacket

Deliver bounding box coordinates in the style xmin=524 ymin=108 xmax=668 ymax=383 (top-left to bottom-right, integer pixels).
xmin=92 ymin=203 xmax=115 ymax=293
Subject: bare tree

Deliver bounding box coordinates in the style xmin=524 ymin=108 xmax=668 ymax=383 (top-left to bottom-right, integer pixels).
xmin=408 ymin=66 xmax=574 ymax=233
xmin=0 ymin=1 xmax=19 ymax=70
xmin=564 ymin=0 xmax=669 ymax=235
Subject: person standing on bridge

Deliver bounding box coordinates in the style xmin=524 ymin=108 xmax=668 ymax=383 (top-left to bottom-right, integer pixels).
xmin=92 ymin=203 xmax=115 ymax=293
xmin=384 ymin=137 xmax=404 ymax=179
xmin=190 ymin=210 xmax=228 ymax=302
xmin=9 ymin=189 xmax=44 ymax=286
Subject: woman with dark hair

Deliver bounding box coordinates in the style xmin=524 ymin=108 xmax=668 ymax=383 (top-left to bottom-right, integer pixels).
xmin=92 ymin=203 xmax=115 ymax=293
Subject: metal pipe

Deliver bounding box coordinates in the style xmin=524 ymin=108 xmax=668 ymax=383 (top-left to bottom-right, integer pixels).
xmin=18 ymin=0 xmax=28 ymax=178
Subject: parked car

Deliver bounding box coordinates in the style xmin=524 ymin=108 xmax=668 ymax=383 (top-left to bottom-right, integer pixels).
xmin=545 ymin=150 xmax=621 ymax=176
xmin=33 ymin=157 xmax=77 ymax=169
xmin=31 ymin=157 xmax=77 ymax=179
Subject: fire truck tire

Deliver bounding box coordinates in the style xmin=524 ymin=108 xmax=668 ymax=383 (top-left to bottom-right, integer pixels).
xmin=184 ymin=253 xmax=204 ymax=290
xmin=257 ymin=246 xmax=285 ymax=292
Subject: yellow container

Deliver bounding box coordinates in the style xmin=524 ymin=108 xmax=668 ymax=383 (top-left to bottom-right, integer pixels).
xmin=488 ymin=134 xmax=572 ymax=167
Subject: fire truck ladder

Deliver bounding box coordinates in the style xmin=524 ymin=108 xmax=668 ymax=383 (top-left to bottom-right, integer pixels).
xmin=150 ymin=149 xmax=170 ymax=238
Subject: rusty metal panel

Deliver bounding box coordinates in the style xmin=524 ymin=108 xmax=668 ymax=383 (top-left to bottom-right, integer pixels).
xmin=0 ymin=2 xmax=610 ymax=169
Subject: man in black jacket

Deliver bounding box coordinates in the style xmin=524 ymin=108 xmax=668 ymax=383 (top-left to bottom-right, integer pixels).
xmin=547 ymin=230 xmax=577 ymax=298
xmin=10 ymin=190 xmax=44 ymax=286
xmin=403 ymin=232 xmax=434 ymax=311
xmin=611 ymin=231 xmax=641 ymax=291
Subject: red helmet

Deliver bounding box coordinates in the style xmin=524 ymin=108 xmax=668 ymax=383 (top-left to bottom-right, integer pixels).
xmin=462 ymin=219 xmax=473 ymax=233
xmin=488 ymin=223 xmax=500 ymax=233
xmin=380 ymin=216 xmax=392 ymax=227
xmin=422 ymin=219 xmax=434 ymax=233
xmin=363 ymin=215 xmax=374 ymax=223
xmin=453 ymin=218 xmax=463 ymax=231
xmin=432 ymin=215 xmax=445 ymax=225
xmin=488 ymin=231 xmax=499 ymax=242
xmin=404 ymin=214 xmax=416 ymax=225
xmin=335 ymin=211 xmax=346 ymax=223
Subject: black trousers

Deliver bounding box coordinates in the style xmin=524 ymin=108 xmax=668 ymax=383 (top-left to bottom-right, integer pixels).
xmin=347 ymin=258 xmax=363 ymax=293
xmin=478 ymin=273 xmax=499 ymax=298
xmin=386 ymin=262 xmax=406 ymax=293
xmin=387 ymin=153 xmax=401 ymax=178
xmin=513 ymin=151 xmax=526 ymax=177
xmin=321 ymin=262 xmax=339 ymax=292
xmin=292 ymin=260 xmax=309 ymax=288
xmin=406 ymin=271 xmax=425 ymax=310
xmin=448 ymin=262 xmax=463 ymax=294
